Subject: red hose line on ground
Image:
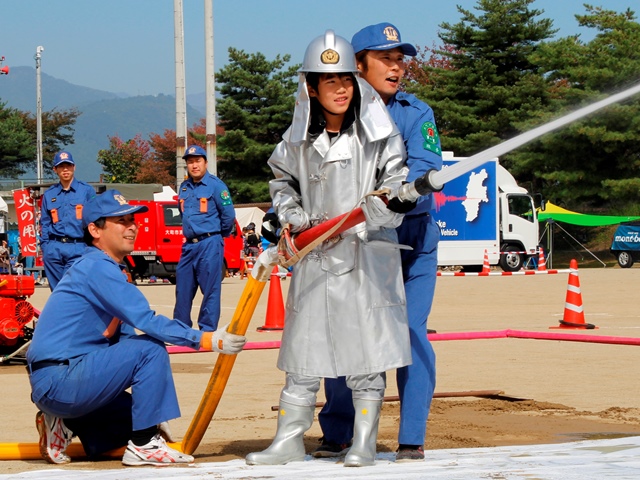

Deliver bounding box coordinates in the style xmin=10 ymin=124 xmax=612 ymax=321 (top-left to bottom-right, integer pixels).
xmin=167 ymin=341 xmax=282 ymax=354
xmin=428 ymin=329 xmax=640 ymax=346
xmin=167 ymin=329 xmax=640 ymax=354
xmin=436 ymin=269 xmax=569 ymax=277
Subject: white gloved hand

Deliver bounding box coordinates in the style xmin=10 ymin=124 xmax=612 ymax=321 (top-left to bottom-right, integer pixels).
xmin=361 ymin=195 xmax=403 ymax=229
xmin=280 ymin=207 xmax=310 ymax=233
xmin=208 ymin=323 xmax=247 ymax=354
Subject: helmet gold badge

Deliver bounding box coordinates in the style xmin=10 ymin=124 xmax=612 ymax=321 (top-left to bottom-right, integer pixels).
xmin=321 ymin=49 xmax=339 ymax=65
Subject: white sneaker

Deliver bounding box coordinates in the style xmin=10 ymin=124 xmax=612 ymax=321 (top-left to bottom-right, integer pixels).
xmin=36 ymin=411 xmax=73 ymax=464
xmin=122 ymin=433 xmax=194 ymax=466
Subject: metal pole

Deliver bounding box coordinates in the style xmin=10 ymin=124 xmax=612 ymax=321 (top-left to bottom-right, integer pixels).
xmin=35 ymin=46 xmax=44 ymax=184
xmin=204 ymin=0 xmax=217 ymax=175
xmin=174 ymin=0 xmax=187 ymax=190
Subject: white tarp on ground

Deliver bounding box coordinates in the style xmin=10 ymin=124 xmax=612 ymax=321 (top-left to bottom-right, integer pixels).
xmin=3 ymin=436 xmax=640 ymax=480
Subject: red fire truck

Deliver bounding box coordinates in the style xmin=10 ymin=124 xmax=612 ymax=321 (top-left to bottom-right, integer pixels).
xmin=126 ymin=199 xmax=243 ymax=283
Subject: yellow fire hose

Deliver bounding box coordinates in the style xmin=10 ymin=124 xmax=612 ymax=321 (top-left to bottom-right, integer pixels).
xmin=181 ymin=269 xmax=269 ymax=454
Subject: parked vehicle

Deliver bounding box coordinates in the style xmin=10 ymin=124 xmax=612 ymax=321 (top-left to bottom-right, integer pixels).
xmin=610 ymin=223 xmax=640 ymax=268
xmin=434 ymin=152 xmax=541 ymax=272
xmin=127 ymin=199 xmax=243 ymax=283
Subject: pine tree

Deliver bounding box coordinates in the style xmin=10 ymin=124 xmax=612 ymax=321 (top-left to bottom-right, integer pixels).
xmin=406 ymin=0 xmax=557 ymax=157
xmin=518 ymin=6 xmax=640 ymax=209
xmin=215 ymin=48 xmax=299 ymax=202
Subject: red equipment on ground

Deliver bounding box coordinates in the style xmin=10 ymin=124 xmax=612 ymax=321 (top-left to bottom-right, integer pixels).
xmin=0 ymin=275 xmax=36 ymax=362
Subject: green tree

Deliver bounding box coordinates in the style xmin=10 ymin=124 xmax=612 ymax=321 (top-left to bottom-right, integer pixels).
xmin=0 ymin=101 xmax=35 ymax=177
xmin=97 ymin=134 xmax=150 ymax=183
xmin=515 ymin=6 xmax=640 ymax=209
xmin=19 ymin=107 xmax=80 ymax=176
xmin=406 ymin=0 xmax=557 ymax=157
xmin=215 ymin=48 xmax=299 ymax=202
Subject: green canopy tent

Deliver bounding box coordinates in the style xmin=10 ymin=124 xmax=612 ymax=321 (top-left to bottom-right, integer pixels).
xmin=536 ymin=202 xmax=640 ymax=267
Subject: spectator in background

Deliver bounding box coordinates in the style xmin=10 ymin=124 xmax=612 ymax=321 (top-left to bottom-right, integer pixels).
xmin=0 ymin=239 xmax=11 ymax=274
xmin=243 ymin=222 xmax=261 ymax=258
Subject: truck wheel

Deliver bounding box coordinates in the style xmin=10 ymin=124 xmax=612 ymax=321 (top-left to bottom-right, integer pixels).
xmin=499 ymin=246 xmax=524 ymax=272
xmin=617 ymin=251 xmax=634 ymax=268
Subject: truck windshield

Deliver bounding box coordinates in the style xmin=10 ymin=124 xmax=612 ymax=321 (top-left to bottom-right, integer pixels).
xmin=508 ymin=195 xmax=535 ymax=223
xmin=164 ymin=205 xmax=182 ymax=227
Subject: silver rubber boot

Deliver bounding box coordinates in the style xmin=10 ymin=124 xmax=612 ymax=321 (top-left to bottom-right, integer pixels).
xmin=245 ymin=402 xmax=314 ymax=465
xmin=344 ymin=399 xmax=382 ymax=467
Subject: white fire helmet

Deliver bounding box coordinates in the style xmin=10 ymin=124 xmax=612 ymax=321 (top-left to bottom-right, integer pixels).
xmin=299 ymin=30 xmax=358 ymax=74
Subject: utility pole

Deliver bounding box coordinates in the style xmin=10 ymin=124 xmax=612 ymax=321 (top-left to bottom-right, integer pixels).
xmin=174 ymin=0 xmax=187 ymax=190
xmin=204 ymin=0 xmax=217 ymax=175
xmin=35 ymin=46 xmax=44 ymax=184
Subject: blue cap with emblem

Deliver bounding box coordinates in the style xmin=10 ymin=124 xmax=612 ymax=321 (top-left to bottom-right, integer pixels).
xmin=182 ymin=145 xmax=207 ymax=160
xmin=53 ymin=151 xmax=75 ymax=167
xmin=351 ymin=23 xmax=417 ymax=57
xmin=82 ymin=190 xmax=149 ymax=228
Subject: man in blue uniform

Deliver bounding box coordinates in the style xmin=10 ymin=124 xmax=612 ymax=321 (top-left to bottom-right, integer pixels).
xmin=39 ymin=151 xmax=95 ymax=290
xmin=316 ymin=22 xmax=442 ymax=462
xmin=26 ymin=190 xmax=246 ymax=466
xmin=174 ymin=145 xmax=236 ymax=331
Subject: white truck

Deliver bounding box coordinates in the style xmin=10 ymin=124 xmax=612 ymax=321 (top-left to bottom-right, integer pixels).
xmin=433 ymin=151 xmax=540 ymax=272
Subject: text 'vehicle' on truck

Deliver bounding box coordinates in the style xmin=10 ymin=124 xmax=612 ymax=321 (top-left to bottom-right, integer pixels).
xmin=433 ymin=152 xmax=541 ymax=272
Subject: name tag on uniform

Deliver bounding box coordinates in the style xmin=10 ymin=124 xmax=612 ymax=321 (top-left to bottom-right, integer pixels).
xmin=200 ymin=198 xmax=208 ymax=213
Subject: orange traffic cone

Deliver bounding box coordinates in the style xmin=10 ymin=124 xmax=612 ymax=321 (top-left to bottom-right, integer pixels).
xmin=537 ymin=247 xmax=547 ymax=271
xmin=482 ymin=249 xmax=490 ymax=273
xmin=257 ymin=266 xmax=285 ymax=331
xmin=550 ymin=259 xmax=596 ymax=329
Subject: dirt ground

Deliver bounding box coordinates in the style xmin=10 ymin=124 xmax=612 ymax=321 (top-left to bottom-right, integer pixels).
xmin=1 ymin=264 xmax=639 ymax=473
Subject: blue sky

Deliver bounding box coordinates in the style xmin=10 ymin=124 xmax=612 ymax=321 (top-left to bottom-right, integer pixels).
xmin=0 ymin=0 xmax=636 ymax=97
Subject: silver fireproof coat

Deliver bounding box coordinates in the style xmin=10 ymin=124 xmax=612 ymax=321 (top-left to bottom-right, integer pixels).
xmin=269 ymin=75 xmax=412 ymax=378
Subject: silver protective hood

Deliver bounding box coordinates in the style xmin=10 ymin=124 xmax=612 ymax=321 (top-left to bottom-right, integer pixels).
xmin=286 ymin=75 xmax=395 ymax=146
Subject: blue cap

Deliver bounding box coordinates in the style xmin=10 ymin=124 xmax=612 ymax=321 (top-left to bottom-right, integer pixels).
xmin=53 ymin=151 xmax=75 ymax=167
xmin=182 ymin=145 xmax=207 ymax=160
xmin=82 ymin=190 xmax=149 ymax=227
xmin=351 ymin=23 xmax=417 ymax=57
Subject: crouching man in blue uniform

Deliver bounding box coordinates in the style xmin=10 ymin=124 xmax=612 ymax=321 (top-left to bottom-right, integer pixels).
xmin=26 ymin=190 xmax=247 ymax=466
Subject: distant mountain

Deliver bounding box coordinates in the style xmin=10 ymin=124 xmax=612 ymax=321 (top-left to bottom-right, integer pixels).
xmin=0 ymin=66 xmax=206 ymax=182
xmin=1 ymin=66 xmax=125 ymax=111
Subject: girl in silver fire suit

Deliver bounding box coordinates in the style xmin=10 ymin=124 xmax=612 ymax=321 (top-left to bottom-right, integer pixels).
xmin=246 ymin=30 xmax=411 ymax=468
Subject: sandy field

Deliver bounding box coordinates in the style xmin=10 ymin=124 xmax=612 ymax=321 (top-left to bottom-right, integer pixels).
xmin=1 ymin=263 xmax=639 ymax=474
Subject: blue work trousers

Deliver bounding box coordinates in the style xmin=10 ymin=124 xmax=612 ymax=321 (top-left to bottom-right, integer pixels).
xmin=173 ymin=235 xmax=224 ymax=331
xmin=42 ymin=241 xmax=87 ymax=290
xmin=320 ymin=213 xmax=438 ymax=446
xmin=28 ymin=335 xmax=180 ymax=454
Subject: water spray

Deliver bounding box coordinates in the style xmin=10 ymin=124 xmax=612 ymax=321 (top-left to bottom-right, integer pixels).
xmin=396 ymin=81 xmax=640 ymax=202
